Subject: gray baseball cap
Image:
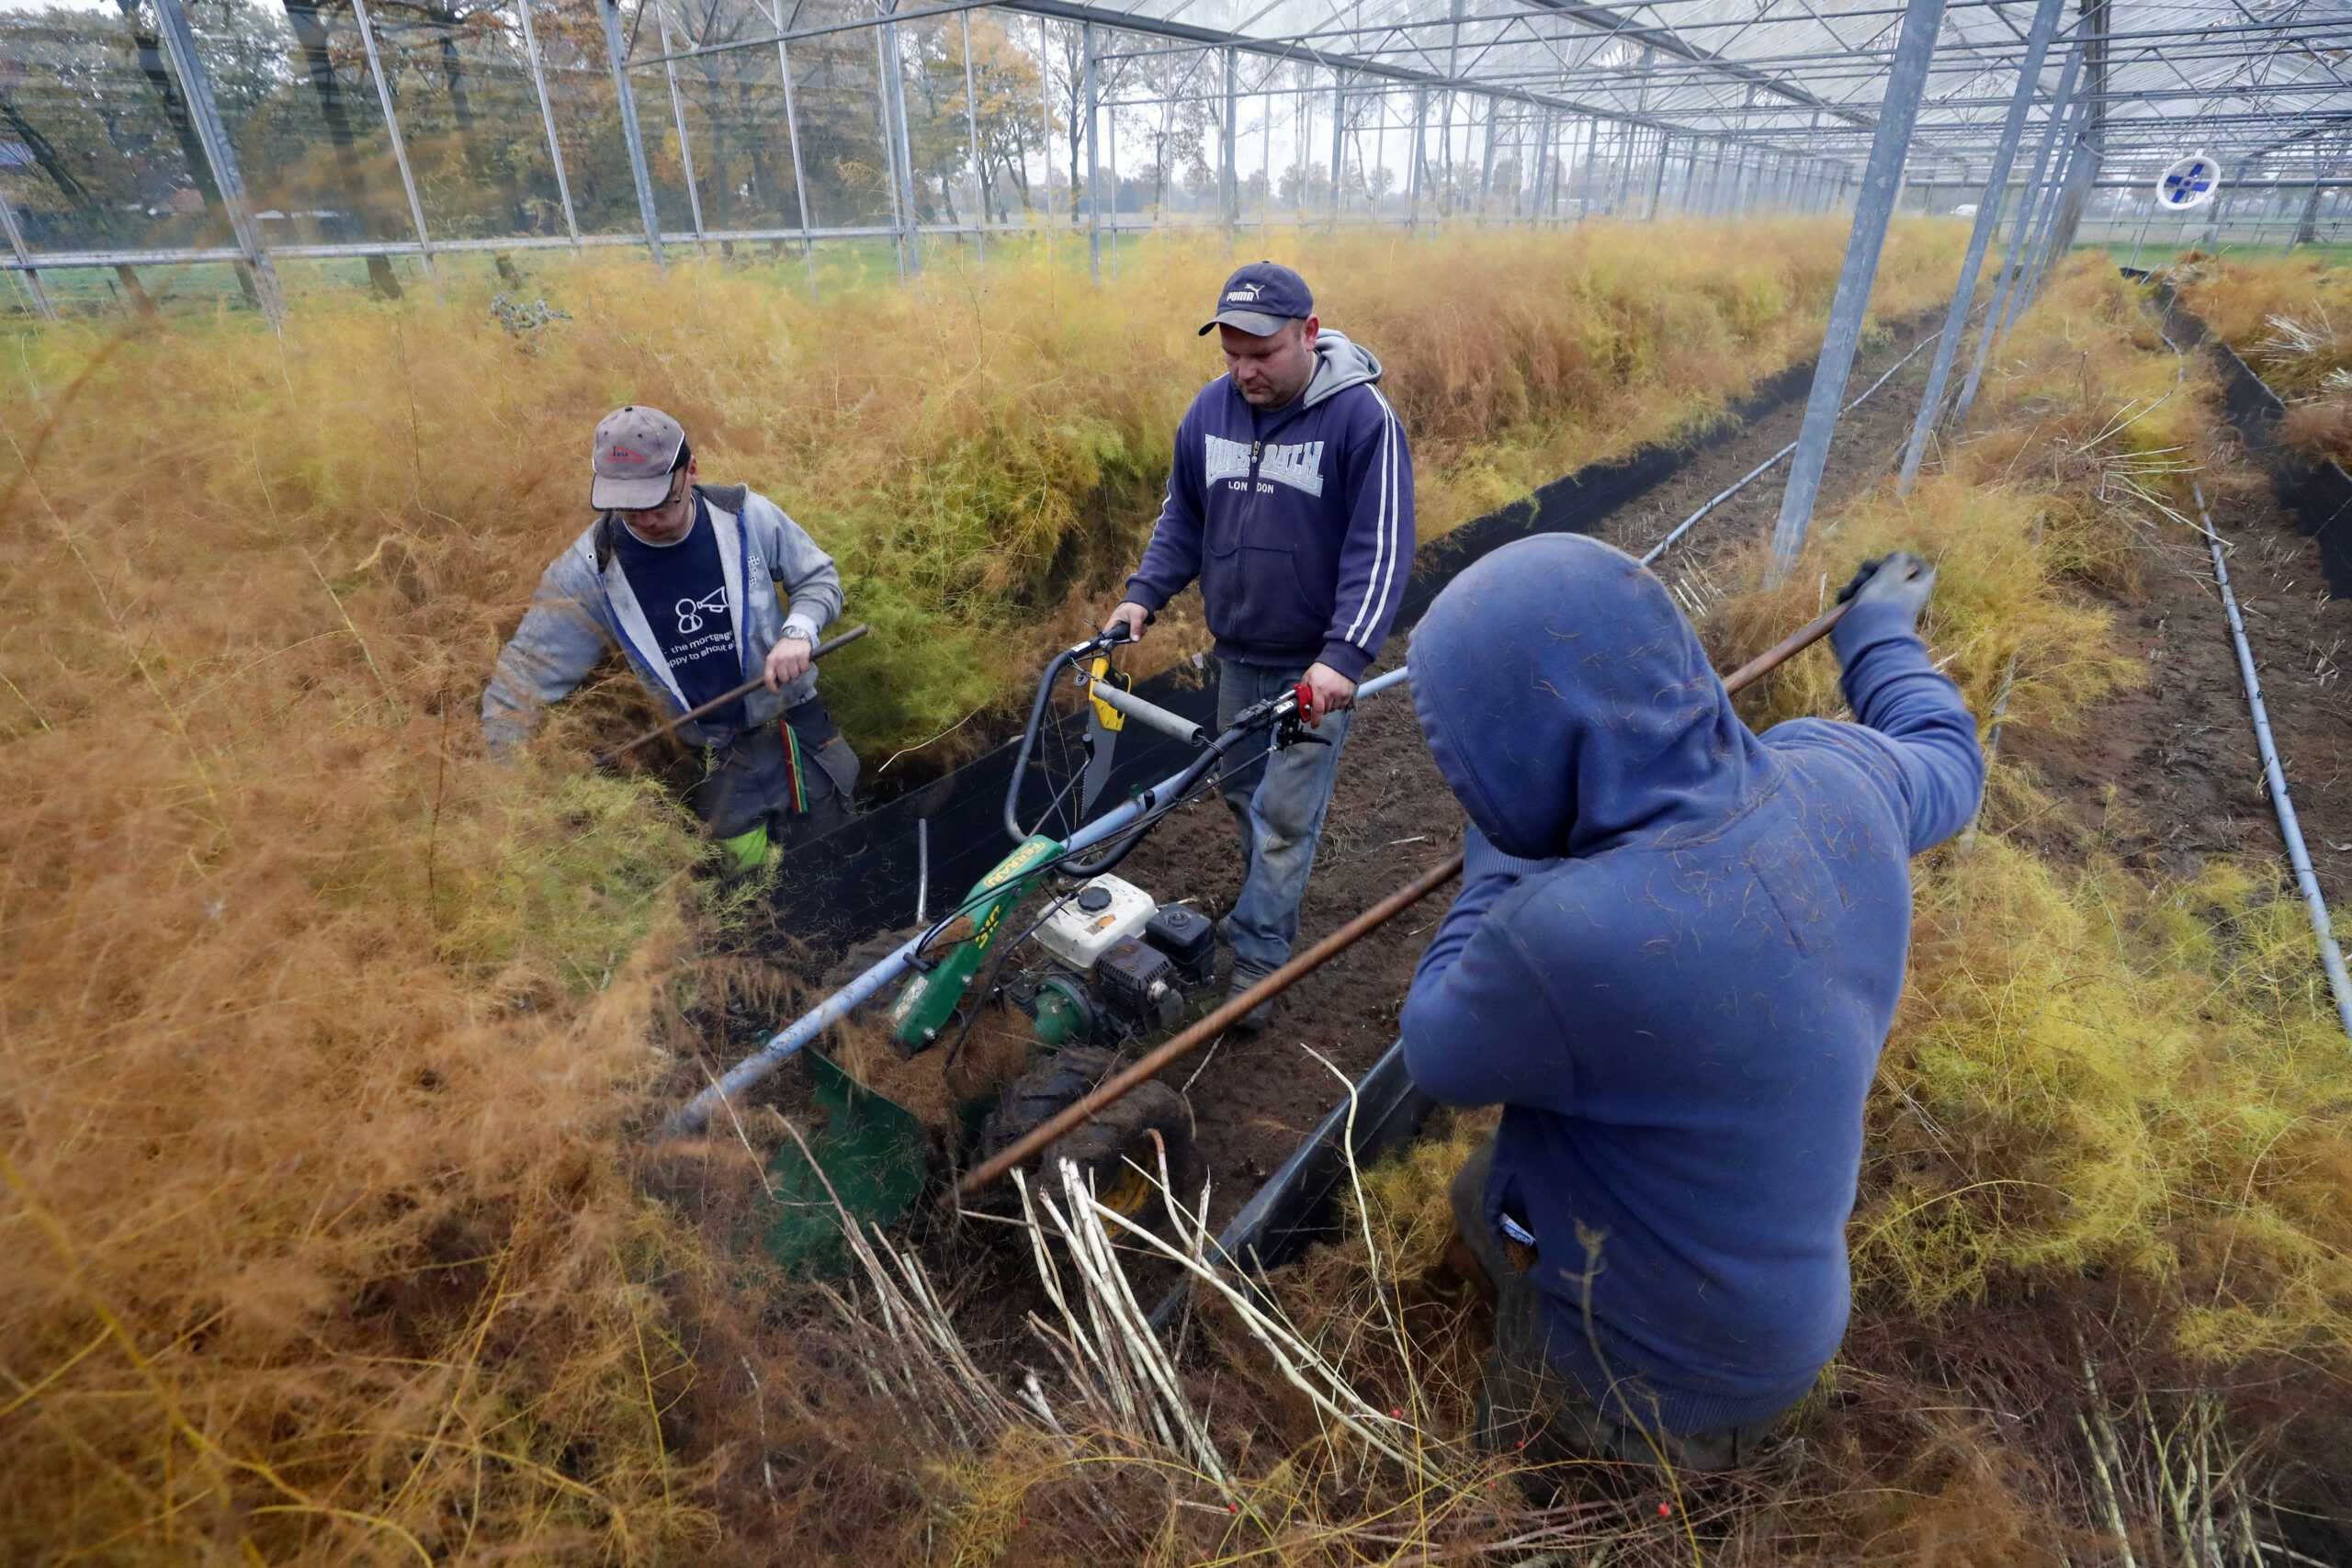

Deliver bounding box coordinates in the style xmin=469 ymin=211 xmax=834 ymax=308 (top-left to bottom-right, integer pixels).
xmin=590 ymin=405 xmax=687 ymax=510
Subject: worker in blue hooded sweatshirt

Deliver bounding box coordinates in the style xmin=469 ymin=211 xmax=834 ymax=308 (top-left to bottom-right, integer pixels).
xmin=1401 ymin=535 xmax=1982 ymax=1475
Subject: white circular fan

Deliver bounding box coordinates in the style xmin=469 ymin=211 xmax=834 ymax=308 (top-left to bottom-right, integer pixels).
xmin=2156 ymin=152 xmax=2222 ymax=211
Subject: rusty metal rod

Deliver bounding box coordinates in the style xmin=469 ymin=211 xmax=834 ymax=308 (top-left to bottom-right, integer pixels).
xmin=952 ymin=596 xmax=1850 ymax=1202
xmin=594 ymin=623 xmax=869 ymax=765
xmin=1717 ymin=598 xmax=1852 ymax=697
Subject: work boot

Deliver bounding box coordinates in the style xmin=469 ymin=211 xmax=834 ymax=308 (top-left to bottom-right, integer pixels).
xmin=1227 ymin=958 xmax=1276 ymax=1033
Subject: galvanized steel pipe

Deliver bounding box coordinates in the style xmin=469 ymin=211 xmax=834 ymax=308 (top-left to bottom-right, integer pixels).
xmin=2196 ymin=481 xmax=2352 ymax=1040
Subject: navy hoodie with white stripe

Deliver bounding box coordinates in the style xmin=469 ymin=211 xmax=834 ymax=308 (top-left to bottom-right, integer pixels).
xmin=1124 ymin=330 xmax=1413 ymax=682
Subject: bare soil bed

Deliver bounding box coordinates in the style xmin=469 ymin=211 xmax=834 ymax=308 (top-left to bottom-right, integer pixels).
xmin=2004 ymin=443 xmax=2352 ymax=910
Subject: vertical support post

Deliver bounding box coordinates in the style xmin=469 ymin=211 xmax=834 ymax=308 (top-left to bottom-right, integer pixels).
xmin=514 ymin=0 xmax=580 ymax=247
xmin=653 ymin=0 xmax=707 ymax=250
xmin=766 ymin=0 xmax=819 ymax=301
xmin=2022 ymin=115 xmax=2095 ymax=309
xmin=2000 ymin=89 xmax=2087 ymax=342
xmin=350 ymin=0 xmax=438 ymax=295
xmin=2289 ymin=144 xmax=2343 ymax=250
xmin=1646 ymin=131 xmax=1668 ymax=219
xmin=872 ymin=16 xmax=907 ymax=279
xmin=1261 ymin=80 xmax=1272 ymax=218
xmin=1476 ymin=96 xmax=1498 ymax=213
xmin=2125 ymin=180 xmax=2159 ymax=269
xmin=152 ymin=0 xmax=284 ymax=323
xmin=1555 ymin=117 xmax=1571 ymax=218
xmin=0 ymin=184 xmax=56 ymax=320
xmin=1037 ymin=17 xmax=1056 ymax=240
xmin=1332 ymin=73 xmax=1348 ymax=221
xmin=1295 ymin=72 xmax=1309 ymax=219
xmin=600 ymin=0 xmax=666 ymax=266
xmin=886 ymin=10 xmax=921 ymax=276
xmin=1529 ymin=113 xmax=1545 ymax=218
xmin=1104 ymin=58 xmax=1117 ymax=276
xmin=1438 ymin=0 xmax=1464 ymax=217
xmin=1897 ymin=0 xmax=2064 ymax=494
xmin=962 ymin=10 xmax=983 ymax=264
xmin=2291 ymin=172 xmax=2326 ymax=249
xmin=1082 ymin=22 xmax=1101 ymax=283
xmin=1950 ymin=41 xmax=2082 ymax=430
xmin=1222 ymin=47 xmax=1238 ymax=240
xmin=1529 ymin=113 xmax=1546 ymax=218
xmin=1407 ymin=88 xmax=1426 ymax=230
xmin=2043 ymin=0 xmax=2107 ymax=261
xmin=1765 ymin=0 xmax=1948 ymax=580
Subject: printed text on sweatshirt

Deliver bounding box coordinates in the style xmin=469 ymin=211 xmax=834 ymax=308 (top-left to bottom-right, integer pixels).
xmin=1123 ymin=331 xmax=1414 ymax=682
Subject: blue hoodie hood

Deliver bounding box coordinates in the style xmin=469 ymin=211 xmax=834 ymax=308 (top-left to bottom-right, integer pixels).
xmin=1406 ymin=534 xmax=1769 ymax=861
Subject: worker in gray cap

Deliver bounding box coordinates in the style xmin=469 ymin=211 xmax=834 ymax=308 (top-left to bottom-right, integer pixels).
xmin=483 ymin=405 xmax=858 ymax=873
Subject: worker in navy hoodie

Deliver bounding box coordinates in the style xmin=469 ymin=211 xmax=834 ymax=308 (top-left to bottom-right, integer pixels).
xmin=1107 ymin=263 xmax=1413 ymax=1030
xmin=1400 ymin=536 xmax=1982 ymax=1475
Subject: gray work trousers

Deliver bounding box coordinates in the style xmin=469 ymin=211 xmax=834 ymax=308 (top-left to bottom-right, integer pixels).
xmin=690 ymin=695 xmax=859 ymax=850
xmin=1216 ymin=659 xmax=1353 ymax=973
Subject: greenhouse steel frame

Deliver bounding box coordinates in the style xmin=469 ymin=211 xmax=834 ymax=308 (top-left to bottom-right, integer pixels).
xmin=0 ymin=0 xmax=2343 ymax=325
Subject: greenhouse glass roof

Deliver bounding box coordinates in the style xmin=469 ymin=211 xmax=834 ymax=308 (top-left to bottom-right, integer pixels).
xmin=1035 ymin=0 xmax=2350 ymax=169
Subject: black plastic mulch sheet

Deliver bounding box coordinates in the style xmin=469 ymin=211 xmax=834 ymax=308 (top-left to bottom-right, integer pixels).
xmin=2152 ymin=285 xmax=2352 ymax=599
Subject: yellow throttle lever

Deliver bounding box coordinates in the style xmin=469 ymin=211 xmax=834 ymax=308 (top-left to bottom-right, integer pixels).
xmin=1087 ymin=656 xmax=1130 ymax=731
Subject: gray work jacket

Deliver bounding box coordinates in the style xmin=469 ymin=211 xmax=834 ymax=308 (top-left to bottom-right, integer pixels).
xmin=481 ymin=484 xmax=843 ymax=755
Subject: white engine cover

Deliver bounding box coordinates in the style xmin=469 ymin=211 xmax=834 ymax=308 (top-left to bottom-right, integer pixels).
xmin=1036 ymin=874 xmax=1158 ymax=970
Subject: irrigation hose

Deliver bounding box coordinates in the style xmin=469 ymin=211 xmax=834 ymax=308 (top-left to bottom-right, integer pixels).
xmin=2193 ymin=481 xmax=2352 ymax=1040
xmin=1640 ymin=330 xmax=1941 ymax=570
xmin=594 ymin=623 xmax=871 ymax=765
xmin=951 ymin=595 xmax=1854 ymax=1203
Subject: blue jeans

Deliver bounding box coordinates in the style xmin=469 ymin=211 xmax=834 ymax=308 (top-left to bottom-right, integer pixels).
xmin=1216 ymin=659 xmax=1353 ymax=973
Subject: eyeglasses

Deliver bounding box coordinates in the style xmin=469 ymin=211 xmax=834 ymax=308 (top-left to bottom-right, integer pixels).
xmin=616 ymin=469 xmax=690 ymax=518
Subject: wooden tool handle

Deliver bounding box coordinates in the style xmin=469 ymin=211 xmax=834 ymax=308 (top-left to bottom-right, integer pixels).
xmin=594 ymin=623 xmax=870 ymax=765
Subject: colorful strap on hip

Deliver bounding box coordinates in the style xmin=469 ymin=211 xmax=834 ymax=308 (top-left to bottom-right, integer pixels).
xmin=781 ymin=717 xmax=808 ymax=815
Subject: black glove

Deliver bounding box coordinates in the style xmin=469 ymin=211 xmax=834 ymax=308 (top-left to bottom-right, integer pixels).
xmin=1836 ymin=550 xmax=1936 ymax=628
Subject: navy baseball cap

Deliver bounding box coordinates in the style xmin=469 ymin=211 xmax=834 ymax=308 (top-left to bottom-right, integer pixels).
xmin=1199 ymin=261 xmax=1313 ymax=337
